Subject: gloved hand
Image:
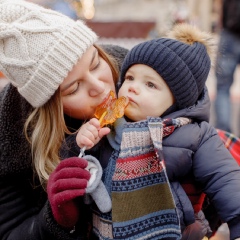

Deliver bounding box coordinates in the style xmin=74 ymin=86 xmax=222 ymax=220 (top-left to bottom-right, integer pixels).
xmin=47 ymin=157 xmax=90 ymax=228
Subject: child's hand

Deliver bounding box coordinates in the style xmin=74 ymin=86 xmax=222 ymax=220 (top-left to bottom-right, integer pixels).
xmin=76 ymin=118 xmax=110 ymax=149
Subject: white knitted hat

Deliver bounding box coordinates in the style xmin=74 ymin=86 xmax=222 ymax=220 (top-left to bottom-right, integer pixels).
xmin=0 ymin=0 xmax=97 ymax=107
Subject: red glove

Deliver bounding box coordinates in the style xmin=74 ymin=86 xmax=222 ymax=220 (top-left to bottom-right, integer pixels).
xmin=47 ymin=157 xmax=90 ymax=228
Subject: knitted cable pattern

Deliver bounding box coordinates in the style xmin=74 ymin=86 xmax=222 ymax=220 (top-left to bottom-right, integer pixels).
xmin=0 ymin=0 xmax=97 ymax=107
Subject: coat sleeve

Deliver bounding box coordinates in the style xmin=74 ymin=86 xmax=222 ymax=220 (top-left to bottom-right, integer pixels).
xmin=0 ymin=176 xmax=90 ymax=240
xmin=193 ymin=122 xmax=240 ymax=240
xmin=0 ymin=85 xmax=89 ymax=240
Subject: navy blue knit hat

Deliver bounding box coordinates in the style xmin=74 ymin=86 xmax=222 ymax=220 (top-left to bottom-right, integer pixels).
xmin=120 ymin=24 xmax=214 ymax=109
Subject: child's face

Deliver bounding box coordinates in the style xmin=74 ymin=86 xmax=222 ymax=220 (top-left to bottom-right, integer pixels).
xmin=60 ymin=46 xmax=115 ymax=119
xmin=118 ymin=64 xmax=175 ymax=121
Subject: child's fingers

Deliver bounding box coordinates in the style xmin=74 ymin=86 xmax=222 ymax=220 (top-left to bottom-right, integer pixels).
xmin=88 ymin=118 xmax=101 ymax=129
xmin=78 ymin=135 xmax=94 ymax=149
xmin=76 ymin=118 xmax=109 ymax=149
xmin=77 ymin=130 xmax=97 ymax=148
xmin=98 ymin=127 xmax=111 ymax=138
xmin=79 ymin=121 xmax=99 ymax=138
xmin=77 ymin=124 xmax=98 ymax=148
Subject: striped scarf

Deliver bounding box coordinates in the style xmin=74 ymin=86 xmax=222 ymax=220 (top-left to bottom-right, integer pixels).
xmin=111 ymin=117 xmax=191 ymax=240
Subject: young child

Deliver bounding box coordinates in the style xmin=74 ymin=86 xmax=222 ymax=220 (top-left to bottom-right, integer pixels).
xmin=75 ymin=24 xmax=240 ymax=240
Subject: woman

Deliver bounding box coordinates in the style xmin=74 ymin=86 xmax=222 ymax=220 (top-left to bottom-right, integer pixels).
xmin=0 ymin=0 xmax=127 ymax=239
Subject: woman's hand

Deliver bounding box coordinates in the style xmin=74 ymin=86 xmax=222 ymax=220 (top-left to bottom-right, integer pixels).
xmin=47 ymin=157 xmax=91 ymax=229
xmin=76 ymin=118 xmax=110 ymax=149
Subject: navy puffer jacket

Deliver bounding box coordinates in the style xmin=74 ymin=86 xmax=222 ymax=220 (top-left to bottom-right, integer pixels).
xmin=159 ymin=89 xmax=240 ymax=240
xmin=65 ymin=87 xmax=240 ymax=240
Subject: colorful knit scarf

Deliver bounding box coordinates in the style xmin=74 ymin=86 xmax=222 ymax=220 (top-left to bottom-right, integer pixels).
xmin=111 ymin=117 xmax=191 ymax=240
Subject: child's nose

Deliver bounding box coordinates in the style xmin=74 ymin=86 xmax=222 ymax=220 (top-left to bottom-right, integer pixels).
xmin=129 ymin=83 xmax=139 ymax=94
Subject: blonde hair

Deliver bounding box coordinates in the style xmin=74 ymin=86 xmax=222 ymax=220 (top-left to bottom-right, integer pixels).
xmin=95 ymin=44 xmax=119 ymax=85
xmin=24 ymin=45 xmax=120 ymax=188
xmin=25 ymin=89 xmax=69 ymax=188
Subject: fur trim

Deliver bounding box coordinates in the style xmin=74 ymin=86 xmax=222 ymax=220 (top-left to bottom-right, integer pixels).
xmin=167 ymin=23 xmax=216 ymax=66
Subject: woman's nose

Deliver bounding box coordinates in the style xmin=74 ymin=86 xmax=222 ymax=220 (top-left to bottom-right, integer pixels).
xmin=88 ymin=76 xmax=105 ymax=97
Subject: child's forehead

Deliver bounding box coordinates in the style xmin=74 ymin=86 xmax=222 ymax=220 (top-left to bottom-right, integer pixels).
xmin=126 ymin=64 xmax=165 ymax=82
xmin=127 ymin=64 xmax=158 ymax=74
xmin=127 ymin=64 xmax=151 ymax=72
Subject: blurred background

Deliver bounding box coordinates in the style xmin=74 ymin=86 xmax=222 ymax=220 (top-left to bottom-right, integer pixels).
xmin=27 ymin=0 xmax=219 ymax=43
xmin=28 ymin=0 xmax=240 ymax=138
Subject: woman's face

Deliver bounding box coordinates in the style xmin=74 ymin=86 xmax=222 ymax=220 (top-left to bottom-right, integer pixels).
xmin=60 ymin=46 xmax=115 ymax=119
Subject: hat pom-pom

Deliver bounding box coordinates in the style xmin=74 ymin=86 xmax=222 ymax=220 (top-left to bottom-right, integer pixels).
xmin=167 ymin=23 xmax=216 ymax=65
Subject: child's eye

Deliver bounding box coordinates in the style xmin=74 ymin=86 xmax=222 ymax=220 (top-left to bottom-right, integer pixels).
xmin=124 ymin=75 xmax=134 ymax=81
xmin=146 ymin=82 xmax=156 ymax=88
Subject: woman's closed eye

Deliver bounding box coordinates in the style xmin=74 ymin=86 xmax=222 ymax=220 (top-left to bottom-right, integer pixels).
xmin=90 ymin=54 xmax=101 ymax=71
xmin=68 ymin=82 xmax=80 ymax=95
xmin=91 ymin=59 xmax=100 ymax=71
xmin=68 ymin=60 xmax=101 ymax=96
